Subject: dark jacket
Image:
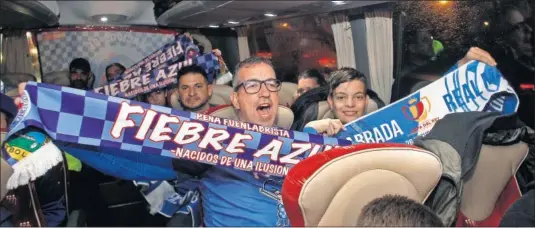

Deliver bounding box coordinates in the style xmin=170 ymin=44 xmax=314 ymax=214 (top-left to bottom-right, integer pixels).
xmin=0 ymin=163 xmax=66 ymax=227
xmin=491 ymin=47 xmax=535 ymax=129
xmin=499 ymin=190 xmax=535 ymax=227
xmin=414 ymin=112 xmax=534 ymax=226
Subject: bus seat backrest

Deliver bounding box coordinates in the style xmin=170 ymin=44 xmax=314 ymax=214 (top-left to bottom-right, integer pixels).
xmin=316 ymin=95 xmax=380 ymax=120
xmin=0 ymin=73 xmax=36 ymax=86
xmin=211 ymin=84 xmax=233 ymax=104
xmin=457 ymin=142 xmax=528 ymax=226
xmin=1 ymin=157 xmax=14 ymax=201
xmin=169 ymin=90 xmax=182 ymax=110
xmin=0 ymin=73 xmax=37 ymax=97
xmin=279 ymin=82 xmax=297 ymax=107
xmin=282 ymin=144 xmax=442 ymax=227
xmin=206 ymin=104 xmax=294 ymax=130
xmin=43 ymin=71 xmax=70 ymax=87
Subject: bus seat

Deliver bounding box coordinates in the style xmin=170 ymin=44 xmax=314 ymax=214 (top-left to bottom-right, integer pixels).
xmin=211 ymin=84 xmax=233 ymax=104
xmin=168 ymin=90 xmax=181 ymax=110
xmin=42 ymin=71 xmax=70 ymax=87
xmin=1 ymin=157 xmax=14 ymax=200
xmin=205 ymin=104 xmax=294 ymax=130
xmin=316 ymin=95 xmax=380 ymax=120
xmin=168 ymin=84 xmax=232 ymax=111
xmin=282 ymin=143 xmax=442 ymax=227
xmin=279 ymin=82 xmax=297 ymax=107
xmin=42 ymin=71 xmax=97 ymax=89
xmin=0 ymin=73 xmax=36 ymax=97
xmin=456 ymin=142 xmax=529 ymax=227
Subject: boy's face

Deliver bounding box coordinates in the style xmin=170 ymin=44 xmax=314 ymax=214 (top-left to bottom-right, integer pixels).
xmin=327 ymin=80 xmax=368 ymax=124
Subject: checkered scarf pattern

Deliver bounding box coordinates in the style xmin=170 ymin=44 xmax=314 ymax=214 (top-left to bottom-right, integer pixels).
xmin=99 ymin=53 xmax=220 ymax=99
xmin=121 ymin=34 xmax=198 ymax=77
xmin=37 ymin=31 xmax=176 ymax=75
xmin=93 ymin=34 xmax=216 ymax=98
xmin=5 ymin=82 xmax=352 ymax=180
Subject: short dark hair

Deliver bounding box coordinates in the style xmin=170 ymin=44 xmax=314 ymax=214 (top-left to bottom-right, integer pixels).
xmin=141 ymin=87 xmax=167 ymax=103
xmin=298 ymin=69 xmax=327 ymax=86
xmin=328 ymin=67 xmax=367 ymax=96
xmin=233 ymin=56 xmax=274 ymax=88
xmin=176 ymin=65 xmax=209 ymax=85
xmin=290 ymin=85 xmax=329 ymax=131
xmin=357 ymin=195 xmax=444 ymax=227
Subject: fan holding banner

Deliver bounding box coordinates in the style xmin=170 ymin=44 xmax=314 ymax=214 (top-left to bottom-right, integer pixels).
xmin=302 ymin=47 xmax=511 ymax=140
xmin=3 ymin=54 xmax=351 ymax=227
xmin=0 ymin=41 xmax=522 ymax=228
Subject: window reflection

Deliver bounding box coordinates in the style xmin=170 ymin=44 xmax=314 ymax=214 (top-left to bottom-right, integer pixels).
xmin=392 ymin=0 xmax=534 ymax=127
xmin=247 ymin=14 xmax=337 ymax=82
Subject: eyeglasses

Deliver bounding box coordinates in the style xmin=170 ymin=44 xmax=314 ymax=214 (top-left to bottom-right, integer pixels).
xmin=234 ymin=79 xmax=282 ymax=94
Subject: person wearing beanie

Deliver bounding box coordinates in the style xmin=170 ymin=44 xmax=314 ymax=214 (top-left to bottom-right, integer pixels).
xmin=69 ymin=58 xmax=93 ymax=90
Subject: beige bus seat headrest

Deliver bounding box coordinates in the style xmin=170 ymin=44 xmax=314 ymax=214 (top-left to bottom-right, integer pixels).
xmin=279 ymin=82 xmax=297 ymax=107
xmin=317 ymin=96 xmax=379 ymax=120
xmin=457 ymin=142 xmax=529 ymax=226
xmin=43 ymin=71 xmax=71 ymax=87
xmin=282 ymin=143 xmax=442 ymax=227
xmin=211 ymin=84 xmax=233 ymax=104
xmin=206 ymin=104 xmax=294 ymax=130
xmin=1 ymin=157 xmax=14 ymax=200
xmin=0 ymin=73 xmax=37 ymax=97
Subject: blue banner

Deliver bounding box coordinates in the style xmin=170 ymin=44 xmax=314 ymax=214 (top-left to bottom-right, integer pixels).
xmin=338 ymin=61 xmax=519 ymax=144
xmin=92 ymin=35 xmax=219 ymax=99
xmin=5 ymin=82 xmax=351 ymax=183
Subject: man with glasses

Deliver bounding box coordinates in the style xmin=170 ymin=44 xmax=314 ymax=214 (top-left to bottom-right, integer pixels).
xmin=172 ymin=57 xmax=285 ymax=226
xmin=230 ymin=58 xmax=281 ymax=126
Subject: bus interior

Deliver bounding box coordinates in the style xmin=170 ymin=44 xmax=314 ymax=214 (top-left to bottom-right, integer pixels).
xmin=0 ymin=0 xmax=534 ymax=227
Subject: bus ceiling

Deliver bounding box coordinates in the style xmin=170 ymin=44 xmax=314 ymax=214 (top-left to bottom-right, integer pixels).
xmin=1 ymin=1 xmax=391 ymax=31
xmin=156 ymin=1 xmax=391 ymax=28
xmin=0 ymin=0 xmax=59 ymax=31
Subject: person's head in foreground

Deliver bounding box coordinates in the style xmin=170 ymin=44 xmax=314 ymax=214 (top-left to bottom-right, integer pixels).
xmin=69 ymin=58 xmax=92 ymax=90
xmin=327 ymin=67 xmax=368 ymax=125
xmin=357 ymin=195 xmax=444 ymax=227
xmin=295 ymin=69 xmax=327 ymax=100
xmin=231 ymin=57 xmax=281 ymax=127
xmin=144 ymin=88 xmax=168 ymax=107
xmin=176 ymin=65 xmax=213 ymax=112
xmin=105 ymin=63 xmax=126 ymax=83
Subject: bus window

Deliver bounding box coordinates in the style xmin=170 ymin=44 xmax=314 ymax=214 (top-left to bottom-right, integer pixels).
xmin=247 ymin=14 xmax=337 ymax=83
xmin=392 ymin=0 xmax=534 ymax=127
